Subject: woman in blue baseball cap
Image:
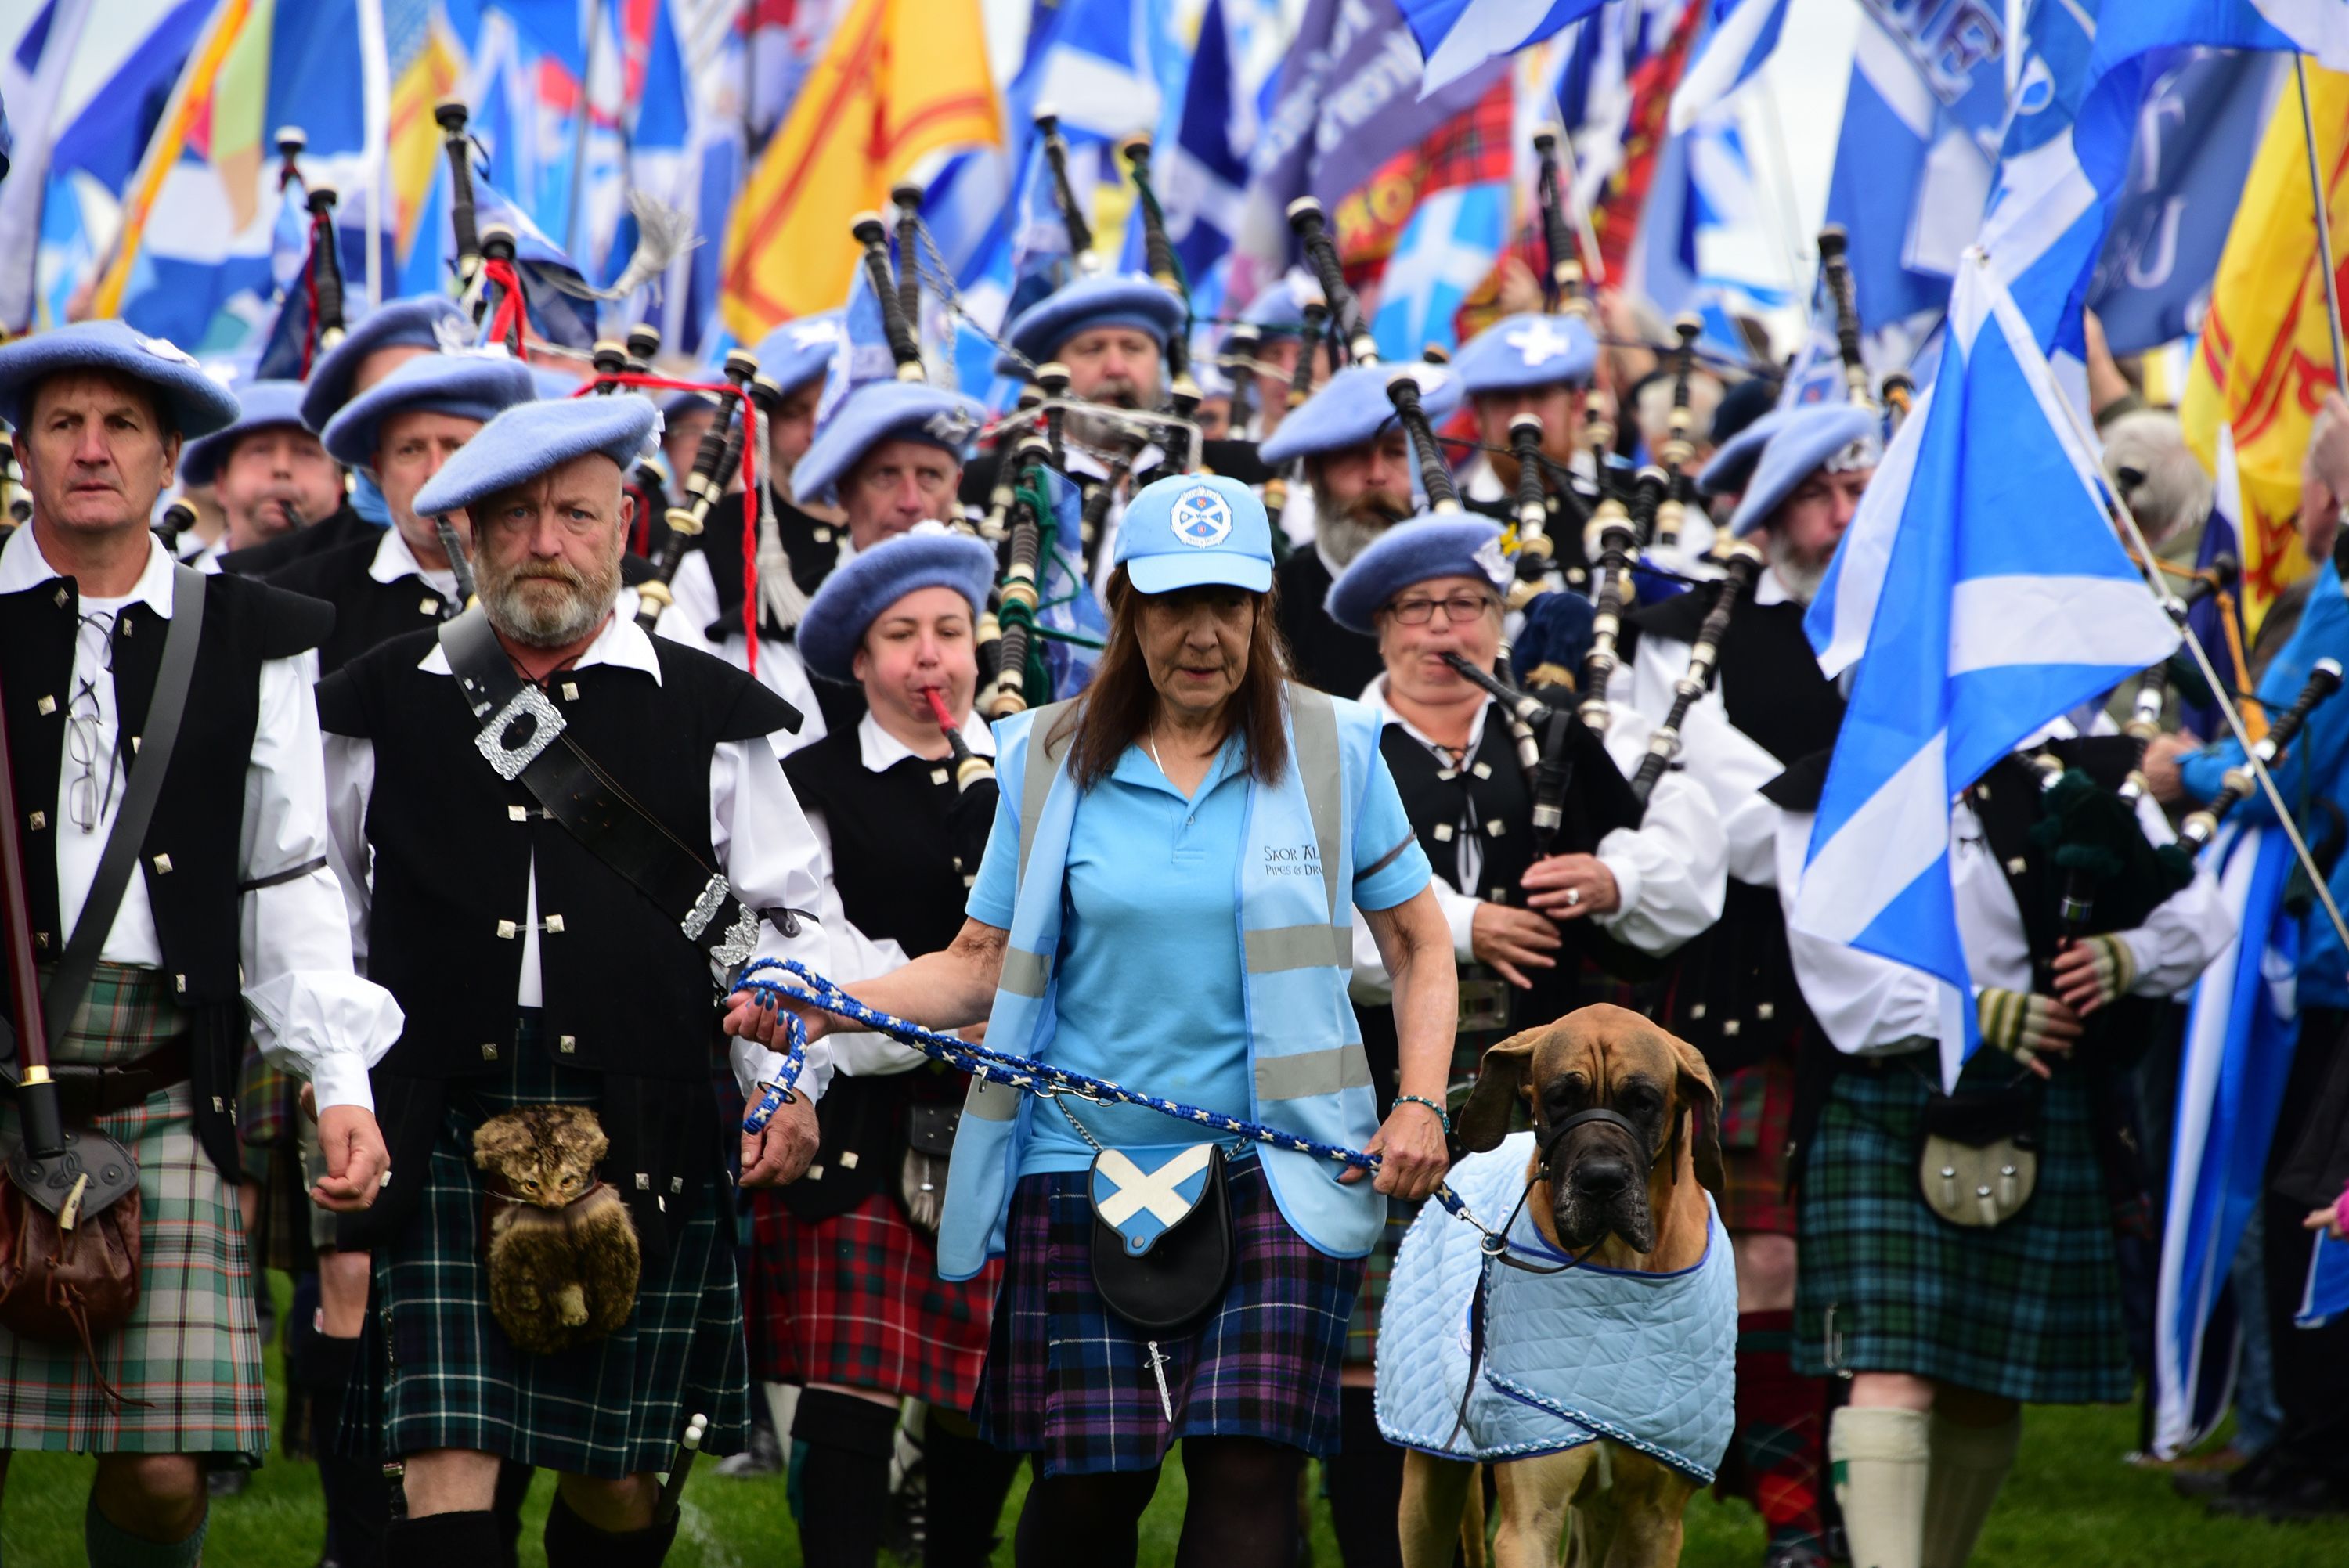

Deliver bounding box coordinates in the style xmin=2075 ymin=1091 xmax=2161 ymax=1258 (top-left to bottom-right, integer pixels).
xmin=776 ymin=473 xmax=1457 ymax=1566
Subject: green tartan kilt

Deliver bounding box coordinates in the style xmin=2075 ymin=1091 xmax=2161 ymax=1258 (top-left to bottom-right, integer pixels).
xmin=354 ymin=1022 xmax=749 ymax=1478
xmin=0 ymin=965 xmax=268 ymax=1459
xmin=1792 ymin=1051 xmax=2132 ymax=1405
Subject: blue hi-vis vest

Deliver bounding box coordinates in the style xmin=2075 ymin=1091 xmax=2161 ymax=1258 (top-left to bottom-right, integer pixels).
xmin=934 ymin=683 xmax=1390 ymax=1280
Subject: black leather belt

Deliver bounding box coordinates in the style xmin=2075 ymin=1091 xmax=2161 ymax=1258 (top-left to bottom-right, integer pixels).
xmin=50 ymin=1035 xmax=193 ymax=1120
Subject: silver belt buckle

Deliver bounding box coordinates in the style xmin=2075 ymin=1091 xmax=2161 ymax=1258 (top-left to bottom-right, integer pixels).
xmin=1458 ymin=975 xmax=1511 ymax=1033
xmin=474 ymin=685 xmax=566 ymax=781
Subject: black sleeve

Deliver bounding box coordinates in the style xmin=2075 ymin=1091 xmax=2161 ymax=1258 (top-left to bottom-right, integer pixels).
xmin=256 ymin=582 xmax=337 ymax=659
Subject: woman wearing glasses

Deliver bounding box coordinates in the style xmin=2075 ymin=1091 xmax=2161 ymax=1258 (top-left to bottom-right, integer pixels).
xmin=1313 ymin=517 xmax=1727 ymax=1567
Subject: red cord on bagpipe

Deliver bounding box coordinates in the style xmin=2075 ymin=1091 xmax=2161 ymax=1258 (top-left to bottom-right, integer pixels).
xmin=481 ymin=257 xmax=529 ymax=355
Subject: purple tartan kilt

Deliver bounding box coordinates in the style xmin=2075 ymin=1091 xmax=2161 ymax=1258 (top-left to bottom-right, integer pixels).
xmin=972 ymin=1152 xmax=1367 ymax=1476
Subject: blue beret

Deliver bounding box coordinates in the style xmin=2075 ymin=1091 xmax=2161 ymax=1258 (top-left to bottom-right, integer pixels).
xmin=1005 ymin=272 xmax=1185 ymax=368
xmin=1697 ymin=407 xmax=1790 ymax=498
xmin=413 ymin=394 xmax=661 ymax=517
xmin=1454 ymin=312 xmax=1597 ymax=396
xmin=1324 ymin=517 xmax=1506 ymax=635
xmin=1514 ymin=586 xmax=1597 ymax=678
xmin=1115 ymin=473 xmax=1273 ymax=594
xmin=1258 ymin=363 xmax=1460 ymax=466
xmin=530 ymin=366 xmax=586 ymax=400
xmin=300 ymin=295 xmax=472 ymax=431
xmin=321 ymin=353 xmax=538 ymax=468
xmin=1237 ymin=276 xmax=1313 ymax=338
xmin=179 ymin=380 xmax=313 ymax=485
xmin=794 ymin=382 xmax=983 ymax=508
xmin=1727 ymin=403 xmax=1881 ymax=538
xmin=756 ymin=312 xmax=845 ymax=394
xmin=0 ymin=320 xmax=240 ymax=438
xmin=797 ymin=523 xmax=998 ymax=683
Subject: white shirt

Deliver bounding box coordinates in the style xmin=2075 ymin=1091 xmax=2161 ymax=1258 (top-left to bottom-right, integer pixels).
xmin=0 ymin=527 xmax=402 ymax=1113
xmin=1345 ymin=680 xmax=1727 ymax=1003
xmin=800 ymin=708 xmax=998 ymax=1078
xmin=1775 ymin=734 xmax=2233 ymax=1060
xmin=656 ymin=550 xmax=832 ymax=757
xmin=320 ymin=609 xmax=839 ymax=1101
xmin=370 ymin=524 xmax=460 ymax=605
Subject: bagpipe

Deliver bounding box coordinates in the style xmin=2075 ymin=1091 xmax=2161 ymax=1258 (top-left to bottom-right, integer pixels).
xmin=633 ymin=348 xmax=761 ymax=636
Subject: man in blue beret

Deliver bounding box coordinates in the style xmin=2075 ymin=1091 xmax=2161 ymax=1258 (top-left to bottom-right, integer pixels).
xmin=218 ymin=295 xmax=474 ymax=578
xmin=0 ymin=319 xmax=399 ymax=1566
xmin=315 ymin=393 xmax=835 ymax=1563
xmin=1259 ymin=362 xmax=1461 ymax=697
xmin=1618 ymin=400 xmax=1879 ymax=1568
xmin=179 ymin=380 xmax=345 ymax=561
xmin=1225 ymin=274 xmax=1329 ymax=443
xmin=1450 ymin=312 xmax=1603 ymax=592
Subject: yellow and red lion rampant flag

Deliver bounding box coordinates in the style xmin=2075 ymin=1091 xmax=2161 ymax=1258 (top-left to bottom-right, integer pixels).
xmin=720 ymin=0 xmax=1001 ymax=340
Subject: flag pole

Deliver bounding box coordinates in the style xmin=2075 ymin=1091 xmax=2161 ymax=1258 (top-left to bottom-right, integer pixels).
xmin=2042 ymin=317 xmax=2349 ymax=957
xmin=2297 ymin=55 xmax=2347 ymax=395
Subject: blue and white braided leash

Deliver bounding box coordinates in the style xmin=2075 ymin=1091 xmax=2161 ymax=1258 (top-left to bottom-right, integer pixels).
xmin=731 ymin=957 xmax=1476 ymax=1224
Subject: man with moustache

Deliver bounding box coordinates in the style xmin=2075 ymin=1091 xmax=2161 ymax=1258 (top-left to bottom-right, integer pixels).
xmin=178 ymin=381 xmax=346 ymax=560
xmin=1449 ymin=312 xmax=1602 ymax=593
xmin=1258 ymin=362 xmax=1463 ymax=697
xmin=316 ymin=395 xmax=833 ymax=1565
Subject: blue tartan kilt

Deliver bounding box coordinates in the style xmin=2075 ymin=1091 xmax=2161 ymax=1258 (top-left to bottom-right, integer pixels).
xmin=1792 ymin=1051 xmax=2132 ymax=1405
xmin=348 ymin=1021 xmax=750 ymax=1478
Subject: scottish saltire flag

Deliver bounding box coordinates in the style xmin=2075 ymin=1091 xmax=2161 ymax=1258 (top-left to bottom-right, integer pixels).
xmin=471 ymin=181 xmax=597 ymax=349
xmin=1091 ymin=1144 xmax=1218 ymax=1253
xmin=1149 ymin=0 xmax=1250 ymax=293
xmin=2300 ymin=1232 xmax=2349 ymax=1328
xmin=1794 ymin=254 xmax=2178 ymax=1088
xmin=1399 ymin=0 xmax=1607 ymax=98
xmin=2155 ymin=825 xmax=2302 ymax=1456
xmin=1372 ymin=182 xmax=1508 ymax=362
xmin=1668 ymin=0 xmax=1790 ymax=133
xmin=814 ymin=258 xmax=897 ymax=432
xmin=1033 ymin=465 xmax=1111 ymax=700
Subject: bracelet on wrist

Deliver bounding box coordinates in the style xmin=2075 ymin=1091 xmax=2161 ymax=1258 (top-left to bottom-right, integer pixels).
xmin=1393 ymin=1093 xmax=1451 ymax=1134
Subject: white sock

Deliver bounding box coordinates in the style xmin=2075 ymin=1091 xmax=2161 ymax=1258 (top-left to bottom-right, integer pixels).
xmin=1921 ymin=1411 xmax=2021 ymax=1568
xmin=1830 ymin=1406 xmax=1932 ymax=1568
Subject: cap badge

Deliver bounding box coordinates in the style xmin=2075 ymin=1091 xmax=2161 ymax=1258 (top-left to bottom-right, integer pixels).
xmin=791 ymin=319 xmax=843 ymax=348
xmin=433 ymin=315 xmax=476 ymax=353
xmin=1172 ymin=486 xmax=1232 ymax=550
xmin=1505 ymin=319 xmax=1578 ymax=369
xmin=135 ymin=333 xmax=197 ymax=367
xmin=1473 ymin=535 xmax=1511 ymax=587
xmin=922 ymin=408 xmax=977 ymax=444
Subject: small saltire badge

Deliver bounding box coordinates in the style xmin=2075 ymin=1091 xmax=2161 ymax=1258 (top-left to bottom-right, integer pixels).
xmin=1092 ymin=1144 xmax=1216 ymax=1255
xmin=1172 ymin=485 xmax=1232 ymax=549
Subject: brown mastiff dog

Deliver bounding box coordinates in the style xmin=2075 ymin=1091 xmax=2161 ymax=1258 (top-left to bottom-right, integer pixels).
xmin=1396 ymin=1004 xmax=1723 ymax=1568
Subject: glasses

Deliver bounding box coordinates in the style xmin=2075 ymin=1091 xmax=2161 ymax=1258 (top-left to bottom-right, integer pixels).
xmin=66 ymin=612 xmax=120 ymax=832
xmin=1387 ymin=593 xmax=1494 ymax=626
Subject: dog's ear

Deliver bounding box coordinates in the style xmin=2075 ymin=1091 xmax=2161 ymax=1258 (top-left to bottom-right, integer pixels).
xmin=1669 ymin=1033 xmax=1724 ymax=1193
xmin=1456 ymin=1030 xmax=1541 ymax=1153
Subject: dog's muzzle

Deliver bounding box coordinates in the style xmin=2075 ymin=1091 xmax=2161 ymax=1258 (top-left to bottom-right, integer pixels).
xmin=1535 ymin=1107 xmax=1654 ymax=1181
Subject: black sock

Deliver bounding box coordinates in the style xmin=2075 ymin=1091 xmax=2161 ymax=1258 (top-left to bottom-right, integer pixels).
xmin=492 ymin=1461 xmax=535 ymax=1568
xmin=792 ymin=1389 xmax=901 ymax=1568
xmin=1013 ymin=1465 xmax=1161 ymax=1568
xmin=541 ymin=1491 xmax=679 ymax=1568
xmin=1174 ymin=1437 xmax=1301 ymax=1568
xmin=1322 ymin=1386 xmax=1404 ymax=1568
xmin=921 ymin=1416 xmax=1026 ymax=1568
xmin=311 ymin=1332 xmax=390 ymax=1568
xmin=385 ymin=1510 xmax=501 ymax=1563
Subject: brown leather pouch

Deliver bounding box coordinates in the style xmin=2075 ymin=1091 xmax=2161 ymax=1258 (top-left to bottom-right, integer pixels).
xmin=0 ymin=1129 xmax=143 ymax=1403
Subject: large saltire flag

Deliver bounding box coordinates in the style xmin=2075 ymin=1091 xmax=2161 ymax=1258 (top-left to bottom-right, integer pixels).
xmin=718 ymin=0 xmax=1001 ymax=341
xmin=2180 ymin=60 xmax=2349 ymax=642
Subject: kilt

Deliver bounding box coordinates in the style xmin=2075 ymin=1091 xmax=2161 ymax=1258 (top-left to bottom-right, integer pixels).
xmin=237 ymin=1040 xmax=312 ymax=1271
xmin=355 ymin=1018 xmax=749 ymax=1477
xmin=1792 ymin=1051 xmax=2131 ymax=1405
xmin=744 ymin=1188 xmax=1001 ymax=1409
xmin=1716 ymin=1052 xmax=1797 ymax=1236
xmin=1343 ymin=1200 xmax=1420 ymax=1369
xmin=0 ymin=964 xmax=268 ymax=1459
xmin=972 ymin=1152 xmax=1366 ymax=1476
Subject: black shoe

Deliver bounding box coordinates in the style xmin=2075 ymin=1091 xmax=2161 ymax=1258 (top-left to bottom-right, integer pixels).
xmin=2208 ymin=1468 xmax=2349 ymax=1522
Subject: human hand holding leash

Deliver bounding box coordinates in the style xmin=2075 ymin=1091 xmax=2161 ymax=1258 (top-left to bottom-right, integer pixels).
xmin=1351 ymin=1099 xmax=1449 ymax=1199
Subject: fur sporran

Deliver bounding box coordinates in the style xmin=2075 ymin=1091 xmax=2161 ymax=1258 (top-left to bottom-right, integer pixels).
xmin=1916 ymin=1087 xmax=2040 ymax=1229
xmin=473 ymin=1106 xmax=640 ymax=1354
xmin=898 ymin=1103 xmax=960 ymax=1237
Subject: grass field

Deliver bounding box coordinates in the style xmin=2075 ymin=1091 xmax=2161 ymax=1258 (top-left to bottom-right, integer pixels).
xmin=2 ymin=1278 xmax=2344 ymax=1566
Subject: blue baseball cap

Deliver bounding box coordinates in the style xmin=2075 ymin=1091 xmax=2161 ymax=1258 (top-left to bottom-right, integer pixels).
xmin=1114 ymin=473 xmax=1273 ymax=595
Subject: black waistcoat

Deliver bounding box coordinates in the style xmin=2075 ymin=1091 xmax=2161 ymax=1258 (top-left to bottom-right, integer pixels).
xmin=1274 ymin=548 xmax=1385 ymax=698
xmin=215 ymin=503 xmax=375 ymax=578
xmin=0 ymin=566 xmax=333 ymax=1177
xmin=267 ymin=534 xmax=455 ymax=673
xmin=778 ymin=725 xmax=993 ymax=1220
xmin=316 ymin=625 xmax=796 ymax=1249
xmin=691 ymin=491 xmax=841 ymax=645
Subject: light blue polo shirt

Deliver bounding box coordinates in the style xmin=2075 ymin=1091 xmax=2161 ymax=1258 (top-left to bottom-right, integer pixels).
xmin=965 ymin=730 xmax=1431 ymax=1173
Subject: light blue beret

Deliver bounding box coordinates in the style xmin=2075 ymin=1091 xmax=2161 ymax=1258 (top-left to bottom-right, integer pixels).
xmin=1697 ymin=407 xmax=1790 ymax=498
xmin=797 ymin=523 xmax=998 ymax=683
xmin=1005 ymin=272 xmax=1185 ymax=368
xmin=1115 ymin=472 xmax=1273 ymax=594
xmin=1727 ymin=403 xmax=1881 ymax=538
xmin=1238 ymin=276 xmax=1312 ymax=338
xmin=1454 ymin=312 xmax=1597 ymax=396
xmin=179 ymin=380 xmax=313 ymax=485
xmin=1325 ymin=517 xmax=1506 ymax=635
xmin=1258 ymin=362 xmax=1460 ymax=466
xmin=756 ymin=312 xmax=845 ymax=395
xmin=530 ymin=366 xmax=586 ymax=400
xmin=0 ymin=320 xmax=240 ymax=438
xmin=321 ymin=352 xmax=538 ymax=468
xmin=413 ymin=393 xmax=661 ymax=517
xmin=299 ymin=295 xmax=472 ymax=431
xmin=794 ymin=382 xmax=983 ymax=508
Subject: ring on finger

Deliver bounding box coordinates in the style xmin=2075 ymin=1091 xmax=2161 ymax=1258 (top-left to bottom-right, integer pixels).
xmin=1565 ymin=886 xmax=1581 ymax=907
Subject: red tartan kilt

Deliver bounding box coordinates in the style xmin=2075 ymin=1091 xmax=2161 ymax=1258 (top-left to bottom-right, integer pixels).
xmin=745 ymin=1188 xmax=1002 ymax=1411
xmin=1715 ymin=1051 xmax=1799 ymax=1236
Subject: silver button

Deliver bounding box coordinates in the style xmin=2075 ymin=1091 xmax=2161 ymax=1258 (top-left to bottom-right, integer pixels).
xmin=175 ymin=972 xmax=186 ymax=993
xmin=806 ymin=1165 xmax=825 ymax=1181
xmin=543 ymin=914 xmax=565 ymax=934
xmin=152 ymin=853 xmax=173 ymax=874
xmin=557 ymin=1034 xmax=577 ymax=1054
xmin=27 ymin=810 xmax=45 ymax=831
xmin=1722 ymin=1019 xmax=1741 ymax=1037
xmin=419 ymin=597 xmax=439 ymax=615
xmin=1471 ymin=762 xmax=1492 ymax=779
xmin=2006 ymin=856 xmax=2028 ymax=875
xmin=839 ymin=1151 xmax=861 ymax=1170
xmin=481 ymin=1044 xmax=499 ymax=1060
xmin=930 ymin=767 xmax=949 ymax=786
xmin=1755 ymin=1003 xmax=1775 ymax=1021
xmin=635 ymin=1173 xmax=651 ymax=1190
xmin=34 ymin=696 xmax=55 ymax=716
xmin=509 ymin=805 xmax=529 ymax=821
xmin=1484 ymin=819 xmax=1506 ymax=837
xmin=496 ymin=919 xmax=518 ymax=939
xmin=561 ymin=682 xmax=580 ymax=701
xmin=1433 ymin=822 xmax=1455 ymax=842
xmin=670 ymin=1176 xmax=684 ymax=1193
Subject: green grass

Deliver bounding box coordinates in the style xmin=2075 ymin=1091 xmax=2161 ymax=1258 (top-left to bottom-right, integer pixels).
xmin=4 ymin=1275 xmax=2345 ymax=1565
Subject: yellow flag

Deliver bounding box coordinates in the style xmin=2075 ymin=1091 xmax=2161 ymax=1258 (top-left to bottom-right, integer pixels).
xmin=720 ymin=0 xmax=1001 ymax=341
xmin=2181 ymin=62 xmax=2349 ymax=641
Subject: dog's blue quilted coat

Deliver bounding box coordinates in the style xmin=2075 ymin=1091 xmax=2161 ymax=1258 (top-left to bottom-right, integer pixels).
xmin=1373 ymin=1134 xmax=1737 ymax=1482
